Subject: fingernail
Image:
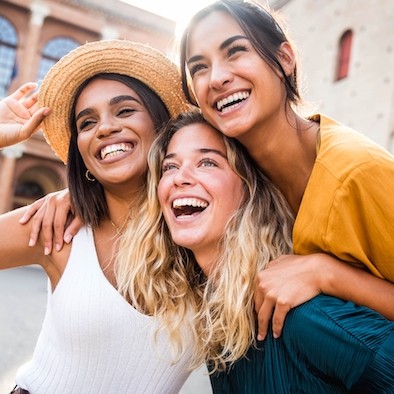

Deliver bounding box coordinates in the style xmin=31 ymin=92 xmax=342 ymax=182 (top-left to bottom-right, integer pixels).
xmin=257 ymin=334 xmax=263 ymax=341
xmin=273 ymin=332 xmax=279 ymax=339
xmin=55 ymin=243 xmax=61 ymax=252
xmin=44 ymin=246 xmax=50 ymax=256
xmin=64 ymin=234 xmax=73 ymax=244
xmin=28 ymin=238 xmax=35 ymax=247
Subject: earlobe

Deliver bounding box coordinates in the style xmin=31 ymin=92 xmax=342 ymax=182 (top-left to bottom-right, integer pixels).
xmin=278 ymin=42 xmax=296 ymax=76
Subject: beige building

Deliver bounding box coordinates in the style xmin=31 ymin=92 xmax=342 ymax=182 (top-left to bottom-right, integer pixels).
xmin=0 ymin=0 xmax=176 ymax=213
xmin=277 ymin=0 xmax=394 ymax=152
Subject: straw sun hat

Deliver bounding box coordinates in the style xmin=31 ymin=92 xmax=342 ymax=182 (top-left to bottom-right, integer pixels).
xmin=38 ymin=39 xmax=189 ymax=164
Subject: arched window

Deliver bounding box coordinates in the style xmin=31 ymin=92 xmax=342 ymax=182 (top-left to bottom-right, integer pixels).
xmin=0 ymin=16 xmax=18 ymax=98
xmin=37 ymin=37 xmax=79 ymax=82
xmin=15 ymin=181 xmax=45 ymax=198
xmin=13 ymin=166 xmax=62 ymax=209
xmin=335 ymin=30 xmax=353 ymax=81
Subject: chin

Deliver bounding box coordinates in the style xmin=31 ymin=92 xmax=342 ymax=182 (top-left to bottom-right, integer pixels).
xmin=172 ymin=237 xmax=199 ymax=251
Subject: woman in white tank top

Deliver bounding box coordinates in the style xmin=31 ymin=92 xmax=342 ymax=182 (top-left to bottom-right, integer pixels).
xmin=0 ymin=39 xmax=194 ymax=394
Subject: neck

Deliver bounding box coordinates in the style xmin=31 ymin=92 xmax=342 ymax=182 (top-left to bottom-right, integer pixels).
xmin=104 ymin=192 xmax=134 ymax=234
xmin=193 ymin=249 xmax=219 ymax=277
xmin=239 ymin=109 xmax=319 ymax=214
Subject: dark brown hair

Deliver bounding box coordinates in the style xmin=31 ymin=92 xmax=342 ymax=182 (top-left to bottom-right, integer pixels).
xmin=67 ymin=73 xmax=170 ymax=227
xmin=179 ymin=0 xmax=300 ymax=106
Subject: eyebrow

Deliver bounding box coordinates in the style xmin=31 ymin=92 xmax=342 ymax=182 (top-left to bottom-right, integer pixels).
xmin=187 ymin=35 xmax=248 ymax=65
xmin=110 ymin=95 xmax=140 ymax=106
xmin=75 ymin=95 xmax=140 ymax=122
xmin=163 ymin=148 xmax=227 ymax=160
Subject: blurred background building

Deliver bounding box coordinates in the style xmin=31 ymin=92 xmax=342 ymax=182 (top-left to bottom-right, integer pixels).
xmin=0 ymin=0 xmax=394 ymax=213
xmin=279 ymin=0 xmax=394 ymax=153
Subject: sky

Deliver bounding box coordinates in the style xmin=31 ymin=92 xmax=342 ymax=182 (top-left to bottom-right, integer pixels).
xmin=120 ymin=0 xmax=216 ymax=36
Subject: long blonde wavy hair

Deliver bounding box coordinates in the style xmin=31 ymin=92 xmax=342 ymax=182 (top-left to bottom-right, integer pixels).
xmin=116 ymin=111 xmax=294 ymax=372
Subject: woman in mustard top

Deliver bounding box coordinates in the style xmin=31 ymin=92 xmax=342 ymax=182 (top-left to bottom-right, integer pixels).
xmin=180 ymin=0 xmax=394 ymax=333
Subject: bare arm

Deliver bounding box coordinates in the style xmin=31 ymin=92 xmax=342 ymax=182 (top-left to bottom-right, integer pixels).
xmin=0 ymin=83 xmax=50 ymax=148
xmin=19 ymin=189 xmax=83 ymax=254
xmin=254 ymin=253 xmax=394 ymax=340
xmin=0 ymin=206 xmax=46 ymax=269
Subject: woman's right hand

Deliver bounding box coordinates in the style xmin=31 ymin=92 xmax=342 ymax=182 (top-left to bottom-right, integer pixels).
xmin=19 ymin=189 xmax=83 ymax=254
xmin=254 ymin=254 xmax=324 ymax=341
xmin=0 ymin=83 xmax=50 ymax=148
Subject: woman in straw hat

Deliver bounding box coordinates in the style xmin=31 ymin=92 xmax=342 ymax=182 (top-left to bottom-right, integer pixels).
xmin=0 ymin=39 xmax=196 ymax=394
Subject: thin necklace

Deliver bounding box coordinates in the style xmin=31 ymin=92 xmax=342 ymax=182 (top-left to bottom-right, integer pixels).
xmin=110 ymin=220 xmax=125 ymax=236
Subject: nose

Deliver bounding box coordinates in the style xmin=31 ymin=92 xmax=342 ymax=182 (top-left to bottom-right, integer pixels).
xmin=209 ymin=60 xmax=232 ymax=90
xmin=173 ymin=164 xmax=196 ymax=187
xmin=97 ymin=115 xmax=121 ymax=138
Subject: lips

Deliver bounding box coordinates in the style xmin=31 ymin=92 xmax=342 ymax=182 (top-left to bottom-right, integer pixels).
xmin=216 ymin=91 xmax=250 ymax=112
xmin=172 ymin=197 xmax=208 ymax=218
xmin=100 ymin=142 xmax=134 ymax=160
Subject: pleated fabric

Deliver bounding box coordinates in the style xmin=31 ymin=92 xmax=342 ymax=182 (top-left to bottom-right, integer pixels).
xmin=209 ymin=295 xmax=394 ymax=393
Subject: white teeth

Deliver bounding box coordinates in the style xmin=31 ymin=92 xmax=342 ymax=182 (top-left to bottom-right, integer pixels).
xmin=216 ymin=91 xmax=250 ymax=111
xmin=100 ymin=143 xmax=132 ymax=159
xmin=173 ymin=198 xmax=208 ymax=209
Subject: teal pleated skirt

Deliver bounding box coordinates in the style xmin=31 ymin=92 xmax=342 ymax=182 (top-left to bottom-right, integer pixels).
xmin=209 ymin=295 xmax=394 ymax=393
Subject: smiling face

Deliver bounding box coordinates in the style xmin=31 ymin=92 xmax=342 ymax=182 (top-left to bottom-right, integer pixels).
xmin=185 ymin=10 xmax=289 ymax=146
xmin=158 ymin=122 xmax=244 ymax=274
xmin=75 ymin=78 xmax=156 ymax=193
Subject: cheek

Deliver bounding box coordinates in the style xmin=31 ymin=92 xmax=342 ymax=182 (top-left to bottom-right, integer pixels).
xmin=141 ymin=132 xmax=156 ymax=151
xmin=230 ymin=178 xmax=245 ymax=211
xmin=76 ymin=135 xmax=89 ymax=159
xmin=192 ymin=78 xmax=209 ymax=105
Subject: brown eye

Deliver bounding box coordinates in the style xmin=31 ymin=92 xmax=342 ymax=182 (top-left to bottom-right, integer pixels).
xmin=228 ymin=45 xmax=248 ymax=57
xmin=189 ymin=63 xmax=206 ymax=78
xmin=117 ymin=108 xmax=136 ymax=117
xmin=78 ymin=119 xmax=96 ymax=132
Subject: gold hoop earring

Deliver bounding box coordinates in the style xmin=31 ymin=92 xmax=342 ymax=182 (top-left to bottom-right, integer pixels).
xmin=85 ymin=170 xmax=96 ymax=182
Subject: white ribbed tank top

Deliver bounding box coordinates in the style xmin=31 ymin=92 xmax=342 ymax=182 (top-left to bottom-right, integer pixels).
xmin=16 ymin=227 xmax=193 ymax=393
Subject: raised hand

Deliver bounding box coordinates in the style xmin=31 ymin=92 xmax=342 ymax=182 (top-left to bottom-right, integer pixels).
xmin=0 ymin=82 xmax=50 ymax=148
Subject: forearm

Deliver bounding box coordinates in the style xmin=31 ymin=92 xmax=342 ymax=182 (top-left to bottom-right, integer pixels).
xmin=321 ymin=256 xmax=394 ymax=320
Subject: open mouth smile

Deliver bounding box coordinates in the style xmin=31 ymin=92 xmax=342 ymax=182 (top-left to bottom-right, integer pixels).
xmin=100 ymin=142 xmax=134 ymax=160
xmin=172 ymin=198 xmax=208 ymax=218
xmin=216 ymin=91 xmax=250 ymax=113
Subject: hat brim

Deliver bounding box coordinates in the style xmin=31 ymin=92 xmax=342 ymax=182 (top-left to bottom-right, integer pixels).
xmin=38 ymin=40 xmax=189 ymax=163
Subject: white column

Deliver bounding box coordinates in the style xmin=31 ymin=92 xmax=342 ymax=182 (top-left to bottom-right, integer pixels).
xmin=0 ymin=144 xmax=24 ymax=213
xmin=101 ymin=26 xmax=119 ymax=40
xmin=19 ymin=2 xmax=50 ymax=83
